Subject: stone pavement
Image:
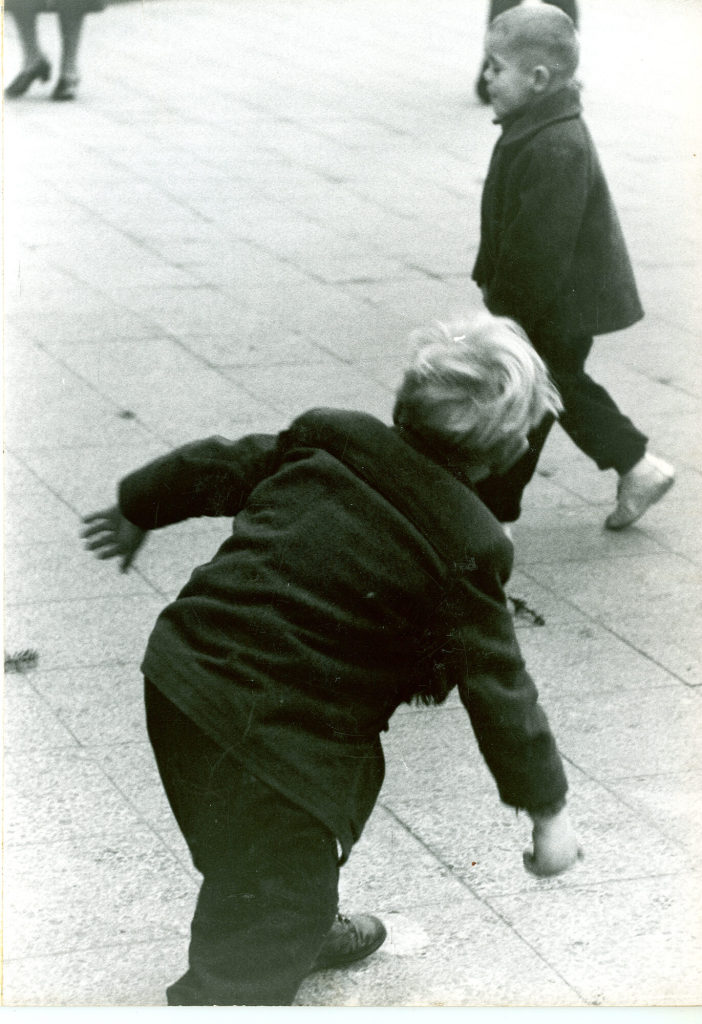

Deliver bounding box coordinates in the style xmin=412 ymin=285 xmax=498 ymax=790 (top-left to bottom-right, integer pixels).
xmin=2 ymin=0 xmax=701 ymax=1008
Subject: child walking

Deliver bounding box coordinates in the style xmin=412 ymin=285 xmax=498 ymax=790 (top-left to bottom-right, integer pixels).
xmin=82 ymin=313 xmax=581 ymax=1006
xmin=473 ymin=3 xmax=674 ymax=528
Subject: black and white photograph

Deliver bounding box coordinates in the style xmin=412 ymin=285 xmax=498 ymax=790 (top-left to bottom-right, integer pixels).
xmin=3 ymin=0 xmax=701 ymax=1008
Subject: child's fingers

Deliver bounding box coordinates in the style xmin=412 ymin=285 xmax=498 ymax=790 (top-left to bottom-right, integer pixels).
xmin=120 ymin=552 xmax=137 ymax=572
xmin=80 ymin=519 xmax=113 ymax=538
xmin=81 ymin=509 xmax=114 ymax=525
xmin=84 ymin=535 xmax=116 ymax=551
xmin=81 ymin=508 xmax=127 ymax=539
xmin=92 ymin=545 xmax=122 ymax=560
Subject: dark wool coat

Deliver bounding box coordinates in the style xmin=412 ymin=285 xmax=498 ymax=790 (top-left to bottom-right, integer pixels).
xmin=473 ymin=84 xmax=644 ymax=341
xmin=120 ymin=409 xmax=567 ymax=859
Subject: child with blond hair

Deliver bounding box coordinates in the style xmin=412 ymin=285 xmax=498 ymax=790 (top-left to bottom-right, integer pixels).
xmin=82 ymin=312 xmax=581 ymax=1006
xmin=473 ymin=2 xmax=674 ymax=528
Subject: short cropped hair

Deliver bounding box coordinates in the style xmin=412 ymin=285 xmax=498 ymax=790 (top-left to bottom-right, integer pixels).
xmin=393 ymin=314 xmax=562 ymax=472
xmin=490 ymin=3 xmax=579 ymax=81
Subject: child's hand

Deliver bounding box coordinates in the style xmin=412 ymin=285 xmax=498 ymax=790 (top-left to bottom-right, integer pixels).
xmin=523 ymin=806 xmax=583 ymax=878
xmin=81 ymin=505 xmax=147 ymax=573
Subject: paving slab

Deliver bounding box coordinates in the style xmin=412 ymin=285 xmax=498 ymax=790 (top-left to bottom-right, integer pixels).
xmin=603 ymin=612 xmax=702 ymax=688
xmin=0 ymin=940 xmax=182 ymax=1007
xmin=29 ymin=663 xmax=146 ymax=748
xmin=490 ymin=875 xmax=702 ymax=1006
xmin=3 ymin=594 xmax=166 ymax=674
xmin=516 ymin=622 xmax=682 ymax=696
xmin=549 ymin=686 xmax=702 ymax=778
xmin=4 ymin=541 xmax=153 ymax=605
xmin=3 ymin=675 xmax=82 ymax=753
xmin=300 ymin=808 xmax=585 ymax=1007
xmin=378 ymin=708 xmax=693 ymax=896
xmin=510 ymin=504 xmax=667 ymax=565
xmin=2 ymin=828 xmax=195 ymax=961
xmin=4 ymin=451 xmax=80 ymax=546
xmin=610 ymin=771 xmax=702 ymax=857
xmin=3 ymin=0 xmax=701 ymax=1009
xmin=2 ymin=746 xmax=147 ymax=847
xmin=16 ymin=441 xmax=168 ymax=515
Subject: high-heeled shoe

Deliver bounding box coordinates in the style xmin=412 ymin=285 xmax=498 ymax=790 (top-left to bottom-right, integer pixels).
xmin=51 ymin=75 xmax=80 ymax=102
xmin=5 ymin=57 xmax=52 ymax=98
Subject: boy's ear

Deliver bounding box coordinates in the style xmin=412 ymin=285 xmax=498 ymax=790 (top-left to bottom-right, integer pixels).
xmin=532 ymin=64 xmax=551 ymax=92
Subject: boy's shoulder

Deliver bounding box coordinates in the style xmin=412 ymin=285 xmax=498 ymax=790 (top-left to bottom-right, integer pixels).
xmin=283 ymin=408 xmax=509 ymax=573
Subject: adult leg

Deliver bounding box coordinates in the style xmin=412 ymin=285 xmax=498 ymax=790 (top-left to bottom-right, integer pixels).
xmin=53 ymin=6 xmax=86 ymax=99
xmin=4 ymin=4 xmax=51 ymax=97
xmin=144 ymin=681 xmax=339 ymax=1006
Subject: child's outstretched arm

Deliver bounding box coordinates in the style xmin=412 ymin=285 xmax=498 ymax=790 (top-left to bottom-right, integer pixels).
xmin=524 ymin=804 xmax=583 ymax=878
xmin=448 ymin=566 xmax=583 ymax=877
xmin=81 ymin=506 xmax=147 ymax=573
xmin=80 ymin=432 xmax=280 ymax=571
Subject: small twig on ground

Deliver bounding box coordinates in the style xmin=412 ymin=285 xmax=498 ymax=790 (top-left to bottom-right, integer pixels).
xmin=4 ymin=649 xmax=40 ymax=673
xmin=507 ymin=595 xmax=545 ymax=627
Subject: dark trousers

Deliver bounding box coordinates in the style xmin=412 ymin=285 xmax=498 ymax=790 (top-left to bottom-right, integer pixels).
xmin=476 ymin=335 xmax=647 ymax=522
xmin=144 ymin=680 xmax=340 ymax=1006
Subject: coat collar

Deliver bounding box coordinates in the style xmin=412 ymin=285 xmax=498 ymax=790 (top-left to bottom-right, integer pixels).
xmin=496 ymin=82 xmax=582 ymax=147
xmin=283 ymin=408 xmax=505 ymax=565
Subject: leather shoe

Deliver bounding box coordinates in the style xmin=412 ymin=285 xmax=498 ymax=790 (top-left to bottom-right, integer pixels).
xmin=51 ymin=75 xmax=80 ymax=101
xmin=605 ymin=453 xmax=675 ymax=530
xmin=5 ymin=57 xmax=51 ymax=98
xmin=311 ymin=912 xmax=387 ymax=971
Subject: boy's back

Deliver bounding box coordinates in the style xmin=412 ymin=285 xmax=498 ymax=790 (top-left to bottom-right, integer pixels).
xmin=122 ymin=407 xmax=565 ymax=860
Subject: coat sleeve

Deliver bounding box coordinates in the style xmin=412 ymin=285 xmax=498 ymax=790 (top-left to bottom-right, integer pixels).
xmin=448 ymin=568 xmax=568 ymax=814
xmin=117 ymin=433 xmax=280 ymax=530
xmin=485 ymin=128 xmax=590 ymax=335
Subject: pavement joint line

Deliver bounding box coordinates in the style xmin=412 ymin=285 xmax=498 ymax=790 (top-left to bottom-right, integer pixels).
xmin=557 ymin=755 xmax=696 ymax=855
xmin=516 ymin=564 xmax=701 ymax=689
xmin=13 ymin=677 xmax=86 ymax=749
xmin=0 ymin=932 xmax=190 ymax=965
xmin=83 ymin=764 xmax=200 ymax=879
xmin=376 ymin=802 xmax=590 ymax=1004
xmin=5 ymin=0 xmax=701 ymax=1003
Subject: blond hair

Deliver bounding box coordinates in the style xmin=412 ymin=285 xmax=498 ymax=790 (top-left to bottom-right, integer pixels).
xmin=393 ymin=314 xmax=561 ymax=472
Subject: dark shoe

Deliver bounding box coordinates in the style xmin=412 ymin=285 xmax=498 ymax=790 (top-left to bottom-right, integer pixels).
xmin=51 ymin=75 xmax=79 ymax=102
xmin=5 ymin=57 xmax=51 ymax=98
xmin=311 ymin=913 xmax=387 ymax=971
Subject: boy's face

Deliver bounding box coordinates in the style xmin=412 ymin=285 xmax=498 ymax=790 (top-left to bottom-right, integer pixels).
xmin=483 ymin=36 xmax=538 ymax=120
